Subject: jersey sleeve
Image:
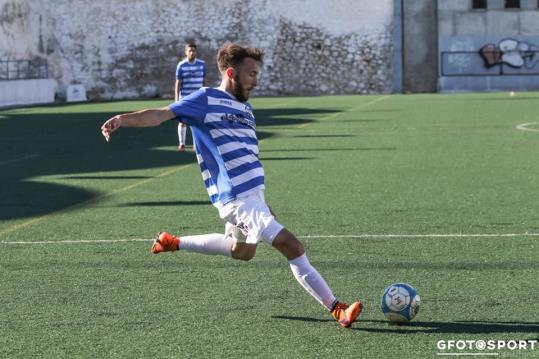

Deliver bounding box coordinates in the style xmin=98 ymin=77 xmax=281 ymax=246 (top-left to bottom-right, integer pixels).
xmin=168 ymin=88 xmax=207 ymax=125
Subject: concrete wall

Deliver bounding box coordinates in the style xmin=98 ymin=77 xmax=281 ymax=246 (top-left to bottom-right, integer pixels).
xmin=402 ymin=0 xmax=438 ymax=93
xmin=0 ymin=79 xmax=56 ymax=107
xmin=438 ymin=0 xmax=539 ymax=92
xmin=0 ymin=0 xmax=395 ymax=100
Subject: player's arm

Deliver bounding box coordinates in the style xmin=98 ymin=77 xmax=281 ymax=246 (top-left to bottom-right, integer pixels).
xmin=202 ymin=64 xmax=207 ymax=86
xmin=174 ymin=79 xmax=181 ymax=101
xmin=101 ymin=107 xmax=175 ymax=142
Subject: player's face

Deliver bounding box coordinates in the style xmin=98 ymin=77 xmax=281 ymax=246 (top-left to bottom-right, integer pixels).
xmin=185 ymin=47 xmax=196 ymax=61
xmin=231 ymin=57 xmax=260 ymax=102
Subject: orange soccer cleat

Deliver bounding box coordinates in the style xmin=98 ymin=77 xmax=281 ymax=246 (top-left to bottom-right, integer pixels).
xmin=151 ymin=232 xmax=180 ymax=254
xmin=331 ymin=300 xmax=362 ymax=328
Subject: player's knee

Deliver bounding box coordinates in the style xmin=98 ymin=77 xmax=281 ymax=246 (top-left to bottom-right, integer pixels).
xmin=286 ymin=239 xmax=305 ymax=258
xmin=272 ymin=229 xmax=305 ymax=260
xmin=231 ymin=243 xmax=256 ymax=261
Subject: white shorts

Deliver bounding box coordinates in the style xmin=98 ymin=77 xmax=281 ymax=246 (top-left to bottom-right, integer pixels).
xmin=218 ymin=190 xmax=284 ymax=245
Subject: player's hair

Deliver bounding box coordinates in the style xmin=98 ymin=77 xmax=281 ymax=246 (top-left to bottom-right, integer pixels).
xmin=185 ymin=42 xmax=197 ymax=50
xmin=216 ymin=42 xmax=263 ymax=72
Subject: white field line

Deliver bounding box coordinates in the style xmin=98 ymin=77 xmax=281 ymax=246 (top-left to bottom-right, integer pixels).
xmin=436 ymin=353 xmax=499 ymax=357
xmin=300 ymin=233 xmax=539 ymax=239
xmin=0 ymin=153 xmax=40 ymax=167
xmin=516 ymin=122 xmax=539 ymax=132
xmin=1 ymin=232 xmax=539 ymax=245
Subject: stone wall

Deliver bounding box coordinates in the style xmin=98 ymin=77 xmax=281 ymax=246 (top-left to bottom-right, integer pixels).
xmin=0 ymin=0 xmax=394 ymax=99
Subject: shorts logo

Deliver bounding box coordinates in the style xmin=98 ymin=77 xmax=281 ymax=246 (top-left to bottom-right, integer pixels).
xmin=237 ymin=222 xmax=249 ymax=237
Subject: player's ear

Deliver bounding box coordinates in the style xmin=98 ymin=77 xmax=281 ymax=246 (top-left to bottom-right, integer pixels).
xmin=226 ymin=67 xmax=235 ymax=79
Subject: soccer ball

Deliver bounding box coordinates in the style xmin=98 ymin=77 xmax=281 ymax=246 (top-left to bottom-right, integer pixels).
xmin=380 ymin=283 xmax=420 ymax=323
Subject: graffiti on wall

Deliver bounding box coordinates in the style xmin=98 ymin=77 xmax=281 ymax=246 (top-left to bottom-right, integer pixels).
xmin=480 ymin=38 xmax=539 ymax=69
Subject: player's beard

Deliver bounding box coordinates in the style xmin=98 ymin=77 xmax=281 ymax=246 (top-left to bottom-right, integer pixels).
xmin=231 ymin=74 xmax=248 ymax=102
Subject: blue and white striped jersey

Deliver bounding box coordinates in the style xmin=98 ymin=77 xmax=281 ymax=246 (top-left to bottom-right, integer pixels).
xmin=175 ymin=59 xmax=206 ymax=97
xmin=168 ymin=87 xmax=264 ymax=208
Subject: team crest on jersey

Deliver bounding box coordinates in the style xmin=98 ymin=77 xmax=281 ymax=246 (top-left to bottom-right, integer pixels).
xmin=221 ymin=113 xmax=256 ymax=129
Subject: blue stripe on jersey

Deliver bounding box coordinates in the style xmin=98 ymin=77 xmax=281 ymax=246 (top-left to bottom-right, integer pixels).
xmin=227 ymin=161 xmax=263 ymax=179
xmin=212 ymin=134 xmax=258 ymax=147
xmin=221 ymin=148 xmax=258 ymax=162
xmin=232 ymin=176 xmax=265 ymax=196
xmin=201 ymin=161 xmax=262 ymax=186
xmin=168 ymin=87 xmax=264 ymax=208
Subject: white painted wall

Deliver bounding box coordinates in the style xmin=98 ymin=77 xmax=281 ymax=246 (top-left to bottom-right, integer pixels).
xmin=0 ymin=79 xmax=56 ymax=107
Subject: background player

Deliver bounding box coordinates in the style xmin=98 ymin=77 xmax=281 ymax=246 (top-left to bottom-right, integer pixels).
xmin=174 ymin=42 xmax=206 ymax=151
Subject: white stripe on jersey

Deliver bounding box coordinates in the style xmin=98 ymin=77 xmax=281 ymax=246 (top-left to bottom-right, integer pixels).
xmin=209 ymin=127 xmax=256 ymax=141
xmin=207 ymin=185 xmax=218 ymax=196
xmin=218 ymin=141 xmax=258 ymax=156
xmin=203 ymin=113 xmax=223 ymax=123
xmin=201 ymin=169 xmax=210 ymax=181
xmin=231 ymin=167 xmax=265 ymax=187
xmin=207 ymin=96 xmax=254 ymax=116
xmin=224 ymin=154 xmax=259 ymax=170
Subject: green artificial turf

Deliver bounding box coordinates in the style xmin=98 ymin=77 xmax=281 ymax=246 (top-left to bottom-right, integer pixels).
xmin=0 ymin=93 xmax=538 ymax=358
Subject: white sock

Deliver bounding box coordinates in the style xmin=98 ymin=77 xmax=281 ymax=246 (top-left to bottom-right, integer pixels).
xmin=288 ymin=253 xmax=337 ymax=310
xmin=179 ymin=233 xmax=232 ymax=257
xmin=178 ymin=125 xmax=187 ymax=146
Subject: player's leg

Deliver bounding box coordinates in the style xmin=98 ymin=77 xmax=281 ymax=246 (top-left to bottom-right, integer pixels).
xmin=152 ymin=231 xmax=233 ymax=256
xmin=151 ymin=223 xmax=255 ymax=258
xmin=220 ymin=190 xmax=360 ymax=324
xmin=178 ymin=123 xmax=186 ymax=151
xmin=272 ymin=229 xmax=336 ymax=309
xmin=272 ymin=229 xmax=362 ymax=328
xmin=230 ymin=242 xmax=257 ymax=261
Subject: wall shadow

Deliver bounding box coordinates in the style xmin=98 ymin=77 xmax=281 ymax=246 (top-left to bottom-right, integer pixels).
xmin=262 ymin=147 xmax=397 ymax=152
xmin=0 ymin=105 xmax=342 ymax=221
xmin=291 ymin=134 xmax=356 ymax=138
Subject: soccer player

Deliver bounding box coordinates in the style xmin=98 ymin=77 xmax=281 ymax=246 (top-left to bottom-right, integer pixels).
xmin=175 ymin=42 xmax=206 ymax=151
xmin=101 ymin=42 xmax=362 ymax=328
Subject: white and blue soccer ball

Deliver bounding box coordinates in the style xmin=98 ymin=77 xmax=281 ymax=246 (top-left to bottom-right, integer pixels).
xmin=380 ymin=283 xmax=420 ymax=323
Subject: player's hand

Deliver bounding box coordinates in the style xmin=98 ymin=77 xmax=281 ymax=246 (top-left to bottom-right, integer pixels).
xmin=101 ymin=115 xmax=122 ymax=142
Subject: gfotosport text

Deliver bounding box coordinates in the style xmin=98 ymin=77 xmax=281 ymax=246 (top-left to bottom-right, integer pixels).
xmin=437 ymin=339 xmax=537 ymax=355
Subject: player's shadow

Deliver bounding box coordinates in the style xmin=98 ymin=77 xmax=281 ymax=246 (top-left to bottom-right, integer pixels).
xmin=0 ymin=105 xmax=342 ymax=221
xmin=291 ymin=134 xmax=356 ymax=138
xmin=261 ymin=156 xmax=316 ymax=161
xmin=272 ymin=316 xmax=539 ymax=335
xmin=357 ymin=320 xmax=539 ymax=335
xmin=262 ymin=147 xmax=397 ymax=152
